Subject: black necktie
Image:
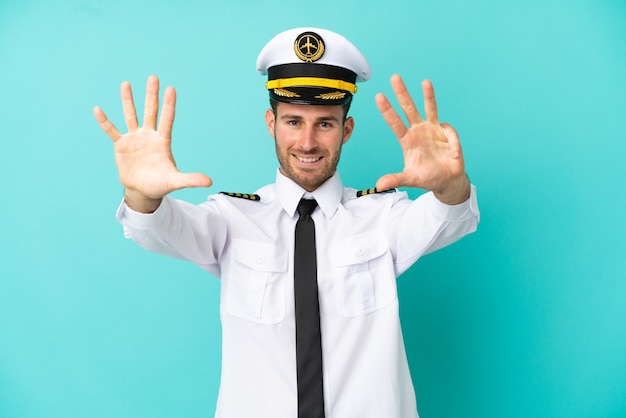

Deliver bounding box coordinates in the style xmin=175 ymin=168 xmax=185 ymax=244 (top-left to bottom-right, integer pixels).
xmin=294 ymin=198 xmax=325 ymax=418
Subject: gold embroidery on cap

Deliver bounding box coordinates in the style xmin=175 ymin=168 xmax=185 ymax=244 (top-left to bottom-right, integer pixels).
xmin=294 ymin=32 xmax=325 ymax=62
xmin=274 ymin=88 xmax=301 ymax=98
xmin=315 ymin=91 xmax=347 ymax=100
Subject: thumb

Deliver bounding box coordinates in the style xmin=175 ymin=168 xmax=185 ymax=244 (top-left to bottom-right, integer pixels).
xmin=375 ymin=172 xmax=404 ymax=192
xmin=169 ymin=172 xmax=213 ymax=191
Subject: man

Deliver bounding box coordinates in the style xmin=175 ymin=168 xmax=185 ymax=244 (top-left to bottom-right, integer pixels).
xmin=94 ymin=28 xmax=479 ymax=418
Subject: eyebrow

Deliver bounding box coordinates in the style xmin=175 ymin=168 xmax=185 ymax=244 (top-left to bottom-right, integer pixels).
xmin=279 ymin=114 xmax=341 ymax=123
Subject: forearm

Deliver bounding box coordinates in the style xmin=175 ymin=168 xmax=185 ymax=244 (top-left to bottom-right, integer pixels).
xmin=393 ymin=185 xmax=479 ymax=273
xmin=117 ymin=196 xmax=227 ymax=274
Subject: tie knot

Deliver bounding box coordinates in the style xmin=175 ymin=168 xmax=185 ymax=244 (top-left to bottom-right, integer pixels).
xmin=297 ymin=198 xmax=318 ymax=216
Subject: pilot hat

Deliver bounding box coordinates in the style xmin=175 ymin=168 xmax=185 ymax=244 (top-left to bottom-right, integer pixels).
xmin=256 ymin=27 xmax=371 ymax=105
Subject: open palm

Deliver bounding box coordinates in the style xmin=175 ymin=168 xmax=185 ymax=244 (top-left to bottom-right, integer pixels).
xmin=94 ymin=76 xmax=212 ymax=207
xmin=375 ymin=75 xmax=469 ymax=204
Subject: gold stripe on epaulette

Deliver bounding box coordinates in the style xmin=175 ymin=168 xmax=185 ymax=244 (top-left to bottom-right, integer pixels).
xmin=220 ymin=192 xmax=261 ymax=201
xmin=356 ymin=187 xmax=396 ymax=198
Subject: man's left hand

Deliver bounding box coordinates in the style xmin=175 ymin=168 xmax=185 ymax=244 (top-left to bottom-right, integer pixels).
xmin=375 ymin=75 xmax=470 ymax=205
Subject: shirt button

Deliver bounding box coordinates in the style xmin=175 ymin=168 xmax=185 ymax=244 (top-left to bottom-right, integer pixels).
xmin=257 ymin=256 xmax=265 ymax=263
xmin=357 ymin=249 xmax=365 ymax=257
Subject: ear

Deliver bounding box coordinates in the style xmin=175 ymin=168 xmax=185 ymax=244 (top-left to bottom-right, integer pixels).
xmin=264 ymin=109 xmax=276 ymax=138
xmin=342 ymin=116 xmax=354 ymax=144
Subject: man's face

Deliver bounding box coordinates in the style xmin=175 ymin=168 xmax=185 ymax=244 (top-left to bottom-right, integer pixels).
xmin=265 ymin=102 xmax=354 ymax=192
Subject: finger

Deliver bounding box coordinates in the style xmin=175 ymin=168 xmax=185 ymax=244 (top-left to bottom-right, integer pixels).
xmin=375 ymin=172 xmax=405 ymax=192
xmin=441 ymin=123 xmax=463 ymax=159
xmin=143 ymin=75 xmax=160 ymax=130
xmin=375 ymin=93 xmax=408 ymax=140
xmin=120 ymin=81 xmax=139 ymax=131
xmin=169 ymin=172 xmax=213 ymax=191
xmin=157 ymin=86 xmax=176 ymax=140
xmin=93 ymin=106 xmax=122 ymax=142
xmin=390 ymin=74 xmax=423 ymax=125
xmin=422 ymin=80 xmax=439 ymax=124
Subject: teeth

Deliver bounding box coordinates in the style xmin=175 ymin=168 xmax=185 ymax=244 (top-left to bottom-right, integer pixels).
xmin=298 ymin=156 xmax=321 ymax=163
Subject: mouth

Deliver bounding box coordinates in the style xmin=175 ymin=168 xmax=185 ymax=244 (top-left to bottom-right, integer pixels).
xmin=295 ymin=155 xmax=323 ymax=164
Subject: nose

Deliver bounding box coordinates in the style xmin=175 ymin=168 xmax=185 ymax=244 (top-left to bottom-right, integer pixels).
xmin=298 ymin=125 xmax=318 ymax=151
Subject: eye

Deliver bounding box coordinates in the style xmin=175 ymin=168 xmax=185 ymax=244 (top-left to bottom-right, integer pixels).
xmin=319 ymin=122 xmax=332 ymax=128
xmin=288 ymin=120 xmax=300 ymax=126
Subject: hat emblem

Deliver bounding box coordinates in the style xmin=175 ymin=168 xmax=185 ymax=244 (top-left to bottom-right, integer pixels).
xmin=294 ymin=32 xmax=325 ymax=62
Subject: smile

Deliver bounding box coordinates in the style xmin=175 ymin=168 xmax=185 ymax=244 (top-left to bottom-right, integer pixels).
xmin=296 ymin=156 xmax=322 ymax=163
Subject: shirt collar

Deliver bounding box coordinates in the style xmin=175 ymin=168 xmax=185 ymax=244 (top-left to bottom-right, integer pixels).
xmin=275 ymin=168 xmax=343 ymax=219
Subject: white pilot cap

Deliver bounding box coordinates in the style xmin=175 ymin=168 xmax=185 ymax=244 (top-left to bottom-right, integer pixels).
xmin=256 ymin=27 xmax=371 ymax=105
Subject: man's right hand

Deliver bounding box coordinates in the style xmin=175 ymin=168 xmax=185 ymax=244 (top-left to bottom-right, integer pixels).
xmin=93 ymin=75 xmax=213 ymax=213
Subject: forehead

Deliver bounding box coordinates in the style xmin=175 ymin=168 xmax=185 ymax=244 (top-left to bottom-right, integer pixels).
xmin=275 ymin=102 xmax=344 ymax=119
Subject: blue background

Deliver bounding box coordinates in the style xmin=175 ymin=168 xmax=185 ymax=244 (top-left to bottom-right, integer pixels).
xmin=1 ymin=0 xmax=625 ymax=417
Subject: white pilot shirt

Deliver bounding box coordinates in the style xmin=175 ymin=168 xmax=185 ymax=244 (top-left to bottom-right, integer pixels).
xmin=116 ymin=169 xmax=480 ymax=418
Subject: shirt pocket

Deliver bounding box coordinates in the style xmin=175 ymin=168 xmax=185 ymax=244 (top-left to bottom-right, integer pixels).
xmin=328 ymin=229 xmax=397 ymax=317
xmin=225 ymin=239 xmax=288 ymax=324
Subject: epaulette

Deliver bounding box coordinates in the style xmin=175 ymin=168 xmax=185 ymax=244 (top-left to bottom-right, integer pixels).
xmin=356 ymin=187 xmax=396 ymax=198
xmin=220 ymin=192 xmax=261 ymax=201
